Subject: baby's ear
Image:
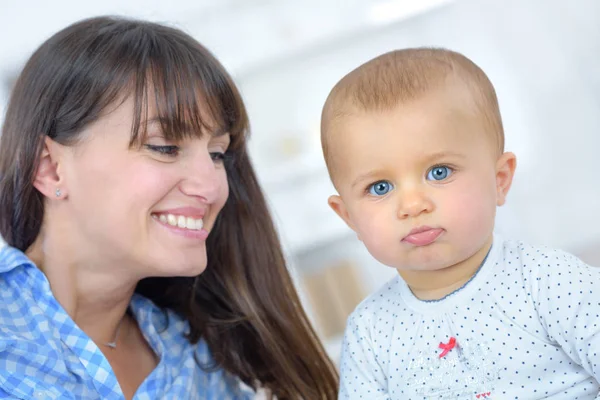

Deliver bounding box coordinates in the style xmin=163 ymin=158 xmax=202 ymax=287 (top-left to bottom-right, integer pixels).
xmin=328 ymin=195 xmax=358 ymax=233
xmin=495 ymin=152 xmax=517 ymax=206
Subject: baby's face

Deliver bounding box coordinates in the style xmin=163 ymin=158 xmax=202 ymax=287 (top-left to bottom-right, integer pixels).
xmin=327 ymin=92 xmax=510 ymax=272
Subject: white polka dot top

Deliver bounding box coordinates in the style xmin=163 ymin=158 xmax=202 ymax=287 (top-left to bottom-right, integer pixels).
xmin=338 ymin=236 xmax=600 ymax=399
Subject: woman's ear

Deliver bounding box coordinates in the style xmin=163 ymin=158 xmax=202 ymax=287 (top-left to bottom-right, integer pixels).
xmin=495 ymin=151 xmax=517 ymax=206
xmin=33 ymin=136 xmax=66 ymax=199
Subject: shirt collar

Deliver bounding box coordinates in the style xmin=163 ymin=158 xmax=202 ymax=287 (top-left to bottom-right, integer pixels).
xmin=0 ymin=245 xmax=36 ymax=274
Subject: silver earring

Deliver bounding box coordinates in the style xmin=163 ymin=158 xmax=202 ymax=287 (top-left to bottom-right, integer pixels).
xmin=55 ymin=188 xmax=61 ymax=197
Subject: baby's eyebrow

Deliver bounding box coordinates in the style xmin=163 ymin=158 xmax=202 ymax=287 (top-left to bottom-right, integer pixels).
xmin=423 ymin=151 xmax=465 ymax=163
xmin=351 ymin=170 xmax=387 ymax=189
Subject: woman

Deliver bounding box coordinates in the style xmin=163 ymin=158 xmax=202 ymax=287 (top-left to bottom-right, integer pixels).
xmin=0 ymin=16 xmax=338 ymax=399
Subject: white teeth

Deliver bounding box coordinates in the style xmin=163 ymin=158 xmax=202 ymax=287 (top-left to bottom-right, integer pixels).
xmin=185 ymin=217 xmax=195 ymax=230
xmin=167 ymin=214 xmax=177 ymax=226
xmin=154 ymin=213 xmax=204 ymax=231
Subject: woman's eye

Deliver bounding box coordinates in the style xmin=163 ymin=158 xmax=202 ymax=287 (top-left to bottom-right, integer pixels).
xmin=368 ymin=180 xmax=394 ymax=196
xmin=145 ymin=144 xmax=180 ymax=157
xmin=210 ymin=152 xmax=225 ymax=163
xmin=427 ymin=165 xmax=453 ymax=181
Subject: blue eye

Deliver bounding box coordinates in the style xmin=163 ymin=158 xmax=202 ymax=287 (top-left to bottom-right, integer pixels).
xmin=368 ymin=181 xmax=394 ymax=196
xmin=427 ymin=166 xmax=452 ymax=181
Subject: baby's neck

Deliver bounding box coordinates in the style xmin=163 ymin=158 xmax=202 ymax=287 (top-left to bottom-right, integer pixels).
xmin=399 ymin=238 xmax=493 ymax=301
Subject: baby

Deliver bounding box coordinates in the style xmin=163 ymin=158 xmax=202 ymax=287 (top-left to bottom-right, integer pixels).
xmin=320 ymin=47 xmax=600 ymax=399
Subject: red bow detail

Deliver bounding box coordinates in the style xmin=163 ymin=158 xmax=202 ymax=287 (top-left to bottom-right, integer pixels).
xmin=438 ymin=337 xmax=457 ymax=358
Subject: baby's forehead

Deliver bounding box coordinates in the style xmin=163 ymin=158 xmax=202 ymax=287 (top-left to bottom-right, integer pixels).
xmin=330 ymin=91 xmax=469 ymax=133
xmin=328 ymin=89 xmax=499 ymax=152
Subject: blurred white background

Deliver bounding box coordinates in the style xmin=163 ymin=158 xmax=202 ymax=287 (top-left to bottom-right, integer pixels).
xmin=1 ymin=0 xmax=599 ymax=364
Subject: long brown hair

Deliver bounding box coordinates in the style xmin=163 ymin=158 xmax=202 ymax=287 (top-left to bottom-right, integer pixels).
xmin=0 ymin=16 xmax=338 ymax=398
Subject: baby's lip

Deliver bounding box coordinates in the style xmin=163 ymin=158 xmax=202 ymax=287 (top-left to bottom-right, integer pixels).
xmin=402 ymin=227 xmax=444 ymax=246
xmin=405 ymin=225 xmax=435 ymax=236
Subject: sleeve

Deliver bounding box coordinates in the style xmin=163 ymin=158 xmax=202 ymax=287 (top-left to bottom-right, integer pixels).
xmin=338 ymin=311 xmax=391 ymax=400
xmin=531 ymin=249 xmax=600 ymax=381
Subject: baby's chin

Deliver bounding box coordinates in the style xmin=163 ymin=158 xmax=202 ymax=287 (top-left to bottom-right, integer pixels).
xmin=394 ymin=262 xmax=453 ymax=273
xmin=392 ymin=252 xmax=470 ymax=272
xmin=390 ymin=254 xmax=447 ymax=270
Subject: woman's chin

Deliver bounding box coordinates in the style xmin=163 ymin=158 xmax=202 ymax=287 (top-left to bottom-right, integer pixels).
xmin=145 ymin=252 xmax=208 ymax=278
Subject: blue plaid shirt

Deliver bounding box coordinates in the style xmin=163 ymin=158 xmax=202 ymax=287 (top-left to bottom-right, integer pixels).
xmin=0 ymin=245 xmax=254 ymax=399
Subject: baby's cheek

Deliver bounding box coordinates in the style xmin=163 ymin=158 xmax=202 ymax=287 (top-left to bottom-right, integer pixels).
xmin=354 ymin=216 xmax=378 ymax=243
xmin=445 ymin=184 xmax=496 ymax=232
xmin=357 ymin=216 xmax=397 ymax=262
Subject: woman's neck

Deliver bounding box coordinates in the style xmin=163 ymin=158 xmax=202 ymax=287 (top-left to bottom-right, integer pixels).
xmin=26 ymin=230 xmax=138 ymax=348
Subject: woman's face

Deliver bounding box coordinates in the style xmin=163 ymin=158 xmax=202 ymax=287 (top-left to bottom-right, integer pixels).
xmin=57 ymin=95 xmax=230 ymax=278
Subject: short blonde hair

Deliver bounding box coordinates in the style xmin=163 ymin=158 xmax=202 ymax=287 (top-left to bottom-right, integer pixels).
xmin=321 ymin=47 xmax=504 ymax=172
